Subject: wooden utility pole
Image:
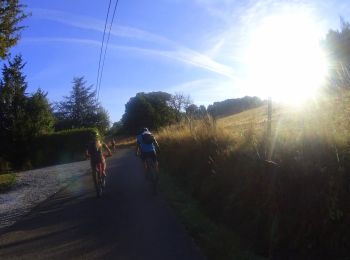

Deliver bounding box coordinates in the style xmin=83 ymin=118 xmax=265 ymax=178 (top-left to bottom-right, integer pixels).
xmin=267 ymin=96 xmax=272 ymax=160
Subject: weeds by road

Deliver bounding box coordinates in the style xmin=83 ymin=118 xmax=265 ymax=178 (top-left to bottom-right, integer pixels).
xmin=0 ymin=174 xmax=16 ymax=193
xmin=160 ymin=170 xmax=264 ymax=260
xmin=157 ymin=92 xmax=350 ymax=258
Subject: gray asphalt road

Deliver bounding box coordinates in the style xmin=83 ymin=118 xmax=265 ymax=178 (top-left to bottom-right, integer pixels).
xmin=0 ymin=148 xmax=205 ymax=260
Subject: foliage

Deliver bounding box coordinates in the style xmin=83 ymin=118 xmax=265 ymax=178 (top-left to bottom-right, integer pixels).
xmin=0 ymin=173 xmax=16 ymax=192
xmin=157 ymin=97 xmax=350 ymax=258
xmin=107 ymin=120 xmax=125 ymax=137
xmin=30 ymin=128 xmax=97 ymax=168
xmin=121 ymin=91 xmax=176 ymax=134
xmin=207 ymin=96 xmax=264 ymax=118
xmin=168 ymin=92 xmax=192 ymax=122
xmin=160 ymin=170 xmax=263 ymax=260
xmin=324 ymin=18 xmax=350 ymax=90
xmin=0 ymin=55 xmax=54 ymax=168
xmin=54 ymin=76 xmax=110 ymax=134
xmin=186 ymin=104 xmax=207 ymax=119
xmin=0 ymin=0 xmax=29 ymax=59
xmin=26 ymin=88 xmax=55 ymax=136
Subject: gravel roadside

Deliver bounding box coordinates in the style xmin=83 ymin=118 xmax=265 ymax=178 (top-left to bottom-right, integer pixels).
xmin=0 ymin=160 xmax=90 ymax=230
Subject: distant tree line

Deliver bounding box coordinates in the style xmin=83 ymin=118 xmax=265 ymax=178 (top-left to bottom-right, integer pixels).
xmin=111 ymin=92 xmax=265 ymax=136
xmin=110 ymin=91 xmax=193 ymax=135
xmin=207 ymin=96 xmax=264 ymax=118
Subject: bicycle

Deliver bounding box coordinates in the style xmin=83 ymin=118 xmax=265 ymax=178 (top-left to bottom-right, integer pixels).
xmin=93 ymin=162 xmax=105 ymax=197
xmin=145 ymin=157 xmax=158 ymax=195
xmin=92 ymin=153 xmax=111 ymax=198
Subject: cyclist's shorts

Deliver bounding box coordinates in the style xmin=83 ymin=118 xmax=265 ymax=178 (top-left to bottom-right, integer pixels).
xmin=141 ymin=151 xmax=157 ymax=162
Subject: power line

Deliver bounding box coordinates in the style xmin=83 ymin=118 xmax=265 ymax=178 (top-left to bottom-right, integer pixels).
xmin=97 ymin=0 xmax=119 ymax=101
xmin=95 ymin=0 xmax=112 ymax=102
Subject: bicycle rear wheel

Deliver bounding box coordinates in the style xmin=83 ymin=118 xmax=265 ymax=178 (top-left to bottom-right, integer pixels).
xmin=95 ymin=164 xmax=104 ymax=197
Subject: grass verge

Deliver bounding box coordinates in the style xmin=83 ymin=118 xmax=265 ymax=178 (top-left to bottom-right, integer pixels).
xmin=159 ymin=170 xmax=265 ymax=260
xmin=116 ymin=136 xmax=135 ymax=148
xmin=0 ymin=173 xmax=16 ymax=193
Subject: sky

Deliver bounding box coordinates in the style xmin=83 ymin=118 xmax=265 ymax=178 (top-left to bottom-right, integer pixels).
xmin=9 ymin=0 xmax=350 ymax=123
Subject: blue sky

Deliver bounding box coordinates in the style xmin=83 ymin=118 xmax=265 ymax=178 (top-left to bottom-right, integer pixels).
xmin=9 ymin=0 xmax=350 ymax=122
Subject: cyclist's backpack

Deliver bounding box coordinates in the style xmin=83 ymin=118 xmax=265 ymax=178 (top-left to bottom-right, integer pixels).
xmin=142 ymin=132 xmax=154 ymax=145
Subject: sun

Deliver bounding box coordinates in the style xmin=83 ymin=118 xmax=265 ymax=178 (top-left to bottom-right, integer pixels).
xmin=244 ymin=10 xmax=328 ymax=105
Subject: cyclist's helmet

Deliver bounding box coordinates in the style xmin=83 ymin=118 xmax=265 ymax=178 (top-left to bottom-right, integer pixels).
xmin=141 ymin=127 xmax=149 ymax=133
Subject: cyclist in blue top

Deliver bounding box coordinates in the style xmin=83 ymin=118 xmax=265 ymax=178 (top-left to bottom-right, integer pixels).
xmin=137 ymin=127 xmax=160 ymax=173
xmin=136 ymin=127 xmax=147 ymax=156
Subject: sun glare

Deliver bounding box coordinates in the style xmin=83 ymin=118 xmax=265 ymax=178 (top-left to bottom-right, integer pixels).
xmin=244 ymin=10 xmax=328 ymax=105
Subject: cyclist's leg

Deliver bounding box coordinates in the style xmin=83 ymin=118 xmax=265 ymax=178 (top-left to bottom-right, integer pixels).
xmin=152 ymin=151 xmax=159 ymax=173
xmin=90 ymin=161 xmax=96 ymax=178
xmin=101 ymin=158 xmax=106 ymax=176
xmin=141 ymin=152 xmax=148 ymax=171
xmin=90 ymin=161 xmax=98 ymax=192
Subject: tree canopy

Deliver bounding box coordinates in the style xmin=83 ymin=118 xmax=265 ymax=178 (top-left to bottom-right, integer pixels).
xmin=121 ymin=91 xmax=177 ymax=134
xmin=54 ymin=76 xmax=110 ymax=134
xmin=0 ymin=0 xmax=29 ymax=59
xmin=324 ymin=18 xmax=350 ymax=90
xmin=0 ymin=55 xmax=54 ymax=167
xmin=207 ymin=96 xmax=264 ymax=118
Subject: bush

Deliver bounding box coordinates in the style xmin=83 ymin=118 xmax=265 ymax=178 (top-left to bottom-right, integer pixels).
xmin=0 ymin=173 xmax=16 ymax=192
xmin=30 ymin=128 xmax=98 ymax=167
xmin=0 ymin=157 xmax=11 ymax=173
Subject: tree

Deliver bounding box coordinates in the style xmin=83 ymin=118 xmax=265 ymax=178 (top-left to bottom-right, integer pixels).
xmin=0 ymin=55 xmax=28 ymax=154
xmin=94 ymin=106 xmax=110 ymax=134
xmin=55 ymin=76 xmax=110 ymax=133
xmin=108 ymin=120 xmax=124 ymax=137
xmin=186 ymin=104 xmax=207 ymax=119
xmin=0 ymin=0 xmax=29 ymax=59
xmin=122 ymin=92 xmax=176 ymax=134
xmin=207 ymin=96 xmax=264 ymax=118
xmin=0 ymin=55 xmax=54 ymax=168
xmin=168 ymin=92 xmax=192 ymax=122
xmin=323 ymin=18 xmax=350 ymax=90
xmin=26 ymin=88 xmax=55 ymax=136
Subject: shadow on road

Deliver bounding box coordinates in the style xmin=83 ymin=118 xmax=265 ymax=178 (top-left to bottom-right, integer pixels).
xmin=0 ymin=149 xmax=205 ymax=260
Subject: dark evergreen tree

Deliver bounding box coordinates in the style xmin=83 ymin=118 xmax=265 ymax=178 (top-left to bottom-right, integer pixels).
xmin=0 ymin=55 xmax=51 ymax=167
xmin=0 ymin=55 xmax=28 ymax=156
xmin=26 ymin=88 xmax=55 ymax=137
xmin=55 ymin=76 xmax=110 ymax=133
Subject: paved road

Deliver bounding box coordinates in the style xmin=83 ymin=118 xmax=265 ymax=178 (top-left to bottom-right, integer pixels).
xmin=0 ymin=148 xmax=205 ymax=260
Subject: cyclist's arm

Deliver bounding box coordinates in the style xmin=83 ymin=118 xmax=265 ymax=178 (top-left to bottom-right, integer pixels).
xmin=136 ymin=136 xmax=142 ymax=155
xmin=102 ymin=143 xmax=112 ymax=156
xmin=153 ymin=138 xmax=160 ymax=153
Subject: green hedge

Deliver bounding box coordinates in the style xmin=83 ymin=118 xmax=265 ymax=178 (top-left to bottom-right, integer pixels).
xmin=30 ymin=128 xmax=98 ymax=168
xmin=0 ymin=173 xmax=16 ymax=192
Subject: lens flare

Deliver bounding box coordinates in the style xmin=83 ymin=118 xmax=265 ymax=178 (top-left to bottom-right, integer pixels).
xmin=244 ymin=10 xmax=328 ymax=105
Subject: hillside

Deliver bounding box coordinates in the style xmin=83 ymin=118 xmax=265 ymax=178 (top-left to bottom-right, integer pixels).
xmin=158 ymin=91 xmax=350 ymax=259
xmin=218 ymin=93 xmax=350 ymax=150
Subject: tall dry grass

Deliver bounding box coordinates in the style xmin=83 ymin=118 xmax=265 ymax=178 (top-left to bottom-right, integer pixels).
xmin=157 ymin=94 xmax=350 ymax=258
